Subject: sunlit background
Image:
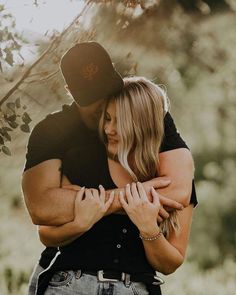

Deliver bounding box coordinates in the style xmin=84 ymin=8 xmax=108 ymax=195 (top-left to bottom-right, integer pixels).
xmin=0 ymin=0 xmax=236 ymax=294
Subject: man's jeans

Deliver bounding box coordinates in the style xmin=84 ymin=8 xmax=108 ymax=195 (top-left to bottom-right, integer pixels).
xmin=28 ymin=264 xmax=149 ymax=295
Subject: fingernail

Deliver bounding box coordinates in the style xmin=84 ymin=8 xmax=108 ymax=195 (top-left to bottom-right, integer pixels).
xmin=81 ymin=186 xmax=85 ymax=190
xmin=126 ymin=183 xmax=130 ymax=187
xmin=99 ymin=184 xmax=104 ymax=189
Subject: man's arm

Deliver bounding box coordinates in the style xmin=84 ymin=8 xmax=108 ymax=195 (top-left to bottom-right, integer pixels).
xmin=22 ymin=148 xmax=193 ymax=226
xmin=22 ymin=159 xmax=76 ymax=226
xmin=157 ymin=148 xmax=194 ymax=208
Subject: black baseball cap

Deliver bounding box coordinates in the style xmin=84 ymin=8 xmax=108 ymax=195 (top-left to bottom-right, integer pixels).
xmin=60 ymin=41 xmax=124 ymax=106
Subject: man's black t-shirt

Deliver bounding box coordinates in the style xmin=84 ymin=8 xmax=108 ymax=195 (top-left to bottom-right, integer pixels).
xmin=24 ymin=102 xmax=188 ymax=171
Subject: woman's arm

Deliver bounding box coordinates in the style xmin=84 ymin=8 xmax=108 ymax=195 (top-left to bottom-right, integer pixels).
xmin=140 ymin=204 xmax=193 ymax=274
xmin=119 ymin=183 xmax=194 ymax=275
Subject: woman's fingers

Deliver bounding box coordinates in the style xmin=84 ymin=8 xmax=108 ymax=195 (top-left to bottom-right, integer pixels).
xmin=137 ymin=182 xmax=149 ymax=202
xmin=157 ymin=215 xmax=163 ymax=223
xmin=119 ymin=190 xmax=129 ymax=210
xmin=125 ymin=183 xmax=133 ymax=204
xmin=151 ymin=187 xmax=161 ymax=207
xmin=76 ymin=187 xmax=85 ymax=202
xmin=151 ymin=187 xmax=161 ymax=210
xmin=131 ymin=182 xmax=140 ymax=202
xmin=99 ymin=185 xmax=106 ymax=203
xmin=85 ymin=188 xmax=93 ymax=199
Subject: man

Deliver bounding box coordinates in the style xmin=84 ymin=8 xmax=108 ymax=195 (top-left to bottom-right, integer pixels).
xmin=22 ymin=41 xmax=195 ymax=295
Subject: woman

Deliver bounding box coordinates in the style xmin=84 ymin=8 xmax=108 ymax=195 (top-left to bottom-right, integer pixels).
xmin=35 ymin=76 xmax=197 ymax=295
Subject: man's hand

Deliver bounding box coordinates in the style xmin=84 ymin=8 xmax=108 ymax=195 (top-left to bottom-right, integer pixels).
xmin=142 ymin=177 xmax=184 ymax=223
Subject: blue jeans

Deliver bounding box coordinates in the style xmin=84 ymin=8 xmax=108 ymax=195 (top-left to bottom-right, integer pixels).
xmin=28 ymin=264 xmax=149 ymax=295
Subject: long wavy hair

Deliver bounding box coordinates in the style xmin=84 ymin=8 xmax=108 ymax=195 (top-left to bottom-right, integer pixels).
xmin=100 ymin=76 xmax=179 ymax=236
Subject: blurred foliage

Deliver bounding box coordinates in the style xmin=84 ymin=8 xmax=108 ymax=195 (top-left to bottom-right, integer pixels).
xmin=0 ymin=0 xmax=236 ymax=294
xmin=0 ymin=4 xmax=24 ymax=71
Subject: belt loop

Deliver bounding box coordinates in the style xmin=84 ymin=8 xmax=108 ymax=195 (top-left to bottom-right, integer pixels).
xmin=75 ymin=270 xmax=82 ymax=279
xmin=124 ymin=273 xmax=131 ymax=287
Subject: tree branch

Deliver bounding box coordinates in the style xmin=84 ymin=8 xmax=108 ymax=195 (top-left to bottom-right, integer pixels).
xmin=0 ymin=0 xmax=93 ymax=107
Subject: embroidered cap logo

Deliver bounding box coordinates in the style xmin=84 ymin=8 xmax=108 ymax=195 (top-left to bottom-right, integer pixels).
xmin=82 ymin=63 xmax=99 ymax=81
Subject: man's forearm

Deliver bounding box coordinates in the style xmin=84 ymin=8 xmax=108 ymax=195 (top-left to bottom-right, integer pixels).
xmin=38 ymin=219 xmax=86 ymax=247
xmin=105 ymin=188 xmax=126 ymax=215
xmin=29 ymin=188 xmax=76 ymax=226
xmin=157 ymin=182 xmax=192 ymax=208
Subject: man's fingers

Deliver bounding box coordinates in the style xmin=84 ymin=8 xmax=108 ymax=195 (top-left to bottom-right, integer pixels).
xmin=62 ymin=184 xmax=81 ymax=191
xmin=159 ymin=207 xmax=170 ymax=219
xmin=150 ymin=177 xmax=171 ymax=189
xmin=159 ymin=195 xmax=184 ymax=210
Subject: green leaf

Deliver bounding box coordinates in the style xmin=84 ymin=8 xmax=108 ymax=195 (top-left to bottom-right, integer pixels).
xmin=7 ymin=121 xmax=18 ymax=129
xmin=13 ymin=40 xmax=21 ymax=50
xmin=20 ymin=124 xmax=30 ymax=133
xmin=0 ymin=129 xmax=11 ymax=141
xmin=5 ymin=50 xmax=14 ymax=66
xmin=15 ymin=97 xmax=21 ymax=108
xmin=2 ymin=127 xmax=12 ymax=132
xmin=7 ymin=114 xmax=16 ymax=122
xmin=2 ymin=145 xmax=11 ymax=156
xmin=0 ymin=135 xmax=4 ymax=145
xmin=22 ymin=112 xmax=32 ymax=124
xmin=6 ymin=102 xmax=15 ymax=111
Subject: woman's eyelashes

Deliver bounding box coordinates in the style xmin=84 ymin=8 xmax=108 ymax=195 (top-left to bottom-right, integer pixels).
xmin=105 ymin=113 xmax=111 ymax=121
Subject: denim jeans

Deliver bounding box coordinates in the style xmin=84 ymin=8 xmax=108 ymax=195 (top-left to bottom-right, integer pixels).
xmin=28 ymin=264 xmax=149 ymax=295
xmin=28 ymin=263 xmax=45 ymax=295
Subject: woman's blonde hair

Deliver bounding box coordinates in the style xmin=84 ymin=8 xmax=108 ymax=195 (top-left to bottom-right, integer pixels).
xmin=100 ymin=76 xmax=179 ymax=236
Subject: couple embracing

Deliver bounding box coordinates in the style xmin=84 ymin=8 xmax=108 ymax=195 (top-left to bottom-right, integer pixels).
xmin=22 ymin=42 xmax=197 ymax=295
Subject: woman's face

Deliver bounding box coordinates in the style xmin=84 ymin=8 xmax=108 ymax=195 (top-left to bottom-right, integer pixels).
xmin=104 ymin=100 xmax=119 ymax=156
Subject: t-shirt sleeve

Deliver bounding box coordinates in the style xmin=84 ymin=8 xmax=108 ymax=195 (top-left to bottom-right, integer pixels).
xmin=190 ymin=180 xmax=198 ymax=207
xmin=160 ymin=112 xmax=189 ymax=153
xmin=24 ymin=119 xmax=64 ymax=171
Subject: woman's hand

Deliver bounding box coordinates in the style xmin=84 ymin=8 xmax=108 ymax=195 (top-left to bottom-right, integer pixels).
xmin=74 ymin=185 xmax=114 ymax=231
xmin=119 ymin=182 xmax=161 ymax=235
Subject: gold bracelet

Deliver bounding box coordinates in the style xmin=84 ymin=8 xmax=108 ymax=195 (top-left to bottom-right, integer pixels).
xmin=139 ymin=230 xmax=163 ymax=241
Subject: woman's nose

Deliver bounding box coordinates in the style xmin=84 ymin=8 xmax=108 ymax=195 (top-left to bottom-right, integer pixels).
xmin=105 ymin=122 xmax=116 ymax=135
